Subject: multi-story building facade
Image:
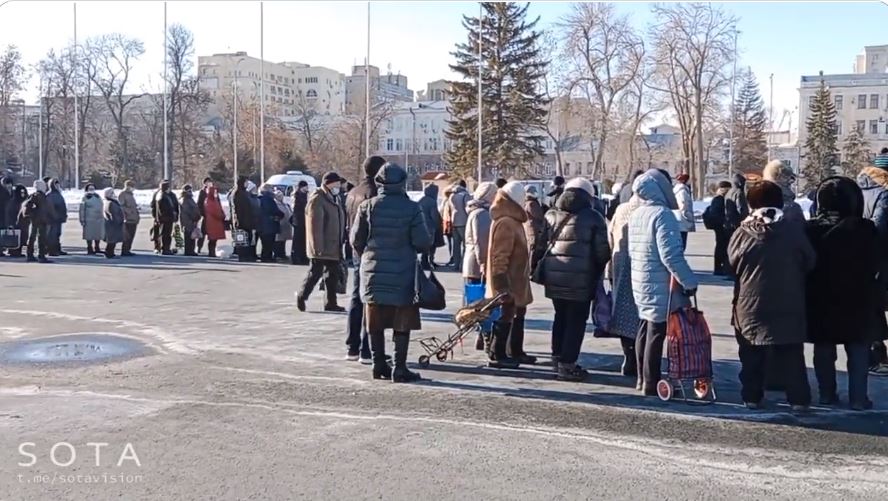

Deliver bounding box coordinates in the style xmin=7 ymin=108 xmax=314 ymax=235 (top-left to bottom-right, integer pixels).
xmin=373 ymin=99 xmax=450 ymax=174
xmin=344 ymin=65 xmax=414 ymax=114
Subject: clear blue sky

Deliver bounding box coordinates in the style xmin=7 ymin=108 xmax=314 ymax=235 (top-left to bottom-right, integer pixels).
xmin=1 ymin=0 xmax=886 ymax=126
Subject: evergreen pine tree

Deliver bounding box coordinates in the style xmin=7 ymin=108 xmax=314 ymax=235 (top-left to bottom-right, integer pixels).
xmin=802 ymin=72 xmax=838 ymax=191
xmin=445 ymin=2 xmax=549 ymax=179
xmin=841 ymin=126 xmax=871 ymax=178
xmin=731 ymin=68 xmax=768 ymax=173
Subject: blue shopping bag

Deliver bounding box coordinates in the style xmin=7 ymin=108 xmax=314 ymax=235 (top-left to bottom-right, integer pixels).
xmin=463 ymin=282 xmax=500 ymax=332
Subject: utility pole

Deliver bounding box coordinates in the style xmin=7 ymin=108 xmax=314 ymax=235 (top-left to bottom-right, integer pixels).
xmin=365 ymin=1 xmax=371 ymax=159
xmin=728 ymin=29 xmax=738 ymax=173
xmin=163 ymin=1 xmax=169 ymax=182
xmin=73 ymin=2 xmax=79 ymax=189
xmin=476 ymin=2 xmax=483 ymax=184
xmin=769 ymin=73 xmax=774 ymax=161
xmin=259 ymin=1 xmax=265 ymax=182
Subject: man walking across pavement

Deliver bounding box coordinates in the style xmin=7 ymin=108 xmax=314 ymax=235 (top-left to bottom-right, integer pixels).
xmin=297 ymin=171 xmax=346 ymax=313
xmin=118 ymin=180 xmax=140 ymax=257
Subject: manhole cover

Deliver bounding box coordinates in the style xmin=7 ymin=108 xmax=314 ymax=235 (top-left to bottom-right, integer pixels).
xmin=0 ymin=334 xmax=149 ymax=365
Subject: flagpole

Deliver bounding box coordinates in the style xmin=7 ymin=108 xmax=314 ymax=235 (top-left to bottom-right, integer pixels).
xmin=365 ymin=1 xmax=370 ymax=159
xmin=163 ymin=1 xmax=169 ymax=182
xmin=259 ymin=1 xmax=265 ymax=181
xmin=38 ymin=79 xmax=44 ymax=179
xmin=73 ymin=2 xmax=79 ymax=189
xmin=728 ymin=29 xmax=737 ymax=173
xmin=476 ymin=2 xmax=483 ymax=184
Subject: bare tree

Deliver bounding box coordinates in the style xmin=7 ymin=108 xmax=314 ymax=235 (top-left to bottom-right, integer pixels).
xmin=537 ymin=31 xmax=567 ymax=177
xmin=0 ymin=45 xmax=26 ymax=164
xmin=559 ymin=3 xmax=644 ymax=178
xmin=86 ymin=33 xmax=145 ymax=181
xmin=648 ymin=3 xmax=737 ymax=195
xmin=291 ymin=91 xmax=332 ymax=167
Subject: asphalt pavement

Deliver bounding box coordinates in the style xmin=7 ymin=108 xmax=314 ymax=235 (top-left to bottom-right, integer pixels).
xmin=0 ymin=226 xmax=887 ymax=500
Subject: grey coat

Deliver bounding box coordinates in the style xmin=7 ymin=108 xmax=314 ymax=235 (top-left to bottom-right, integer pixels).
xmin=79 ymin=193 xmax=105 ymax=241
xmin=46 ymin=189 xmax=68 ymax=224
xmin=628 ymin=170 xmax=699 ymax=323
xmin=448 ymin=186 xmax=471 ymax=227
xmin=179 ymin=193 xmax=201 ymax=235
xmin=118 ymin=189 xmax=140 ymax=224
xmin=275 ymin=198 xmax=293 ymax=242
xmin=103 ymin=198 xmax=125 ymax=244
xmin=351 ymin=164 xmax=432 ymax=306
xmin=462 ymin=199 xmax=492 ymax=280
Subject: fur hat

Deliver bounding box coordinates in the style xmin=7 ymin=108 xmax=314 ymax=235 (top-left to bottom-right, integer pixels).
xmin=762 ymin=160 xmax=795 ymax=184
xmin=500 ymin=181 xmax=525 ymax=207
xmin=564 ymin=177 xmax=596 ymax=198
xmin=363 ymin=156 xmax=386 ymax=177
xmin=747 ymin=180 xmax=783 ymax=210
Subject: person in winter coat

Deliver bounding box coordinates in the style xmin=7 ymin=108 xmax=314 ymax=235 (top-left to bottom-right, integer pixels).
xmin=608 ymin=188 xmax=643 ymax=375
xmin=202 ymin=186 xmax=226 ymax=257
xmin=196 ymin=177 xmax=214 ymax=254
xmin=297 ymin=172 xmax=346 ymax=312
xmin=619 ymin=170 xmax=645 ymax=204
xmin=485 ymin=181 xmax=533 ymax=369
xmin=462 ymin=182 xmax=497 ymax=352
xmin=524 ymin=185 xmax=546 ymax=270
xmin=257 ymin=184 xmax=285 ymax=263
xmin=417 ymin=183 xmax=444 ymax=270
xmin=441 ymin=184 xmax=455 ymax=264
xmin=231 ymin=176 xmax=256 ymax=262
xmin=542 ymin=178 xmax=611 ymax=381
xmin=763 ymin=160 xmax=805 ymax=226
xmin=351 ymin=162 xmax=432 ymax=383
xmin=79 ymin=183 xmax=105 ymax=255
xmin=806 ymin=177 xmax=886 ymax=410
xmin=672 ymin=173 xmax=695 ymax=249
xmin=0 ymin=176 xmax=12 ymax=256
xmin=628 ymin=169 xmax=699 ymax=396
xmin=118 ymin=180 xmax=140 ymax=257
xmin=447 ymin=180 xmax=471 ymax=272
xmin=102 ymin=188 xmax=124 ymax=259
xmin=856 ymin=164 xmax=888 ymax=376
xmin=547 ymin=175 xmax=565 ymax=208
xmin=45 ymin=178 xmax=68 ymax=256
xmin=178 ymin=185 xmax=201 ymax=256
xmin=725 ymin=173 xmax=749 ymax=234
xmin=21 ymin=179 xmax=55 ymax=263
xmin=703 ymin=181 xmax=732 ymax=275
xmin=151 ymin=180 xmax=178 ymax=255
xmin=290 ymin=180 xmax=310 ymax=265
xmin=274 ymin=189 xmax=293 ymax=261
xmin=5 ymin=184 xmax=28 ymax=257
xmin=343 ymin=156 xmax=386 ymax=362
xmin=728 ymin=181 xmax=815 ymax=410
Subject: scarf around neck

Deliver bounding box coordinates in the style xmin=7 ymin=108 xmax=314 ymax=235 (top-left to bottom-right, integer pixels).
xmin=746 ymin=207 xmax=784 ymax=224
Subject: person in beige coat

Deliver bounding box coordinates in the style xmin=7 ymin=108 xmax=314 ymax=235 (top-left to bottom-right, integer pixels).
xmin=118 ymin=180 xmax=140 ymax=257
xmin=485 ymin=181 xmax=533 ymax=369
xmin=296 ymin=172 xmax=346 ymax=313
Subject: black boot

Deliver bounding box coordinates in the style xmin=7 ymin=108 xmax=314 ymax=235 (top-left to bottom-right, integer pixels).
xmin=488 ymin=322 xmax=520 ymax=369
xmin=507 ymin=319 xmax=537 ymax=365
xmin=475 ymin=331 xmax=485 ymax=351
xmin=369 ymin=330 xmax=392 ymax=380
xmin=86 ymin=241 xmax=95 ymax=255
xmin=391 ymin=331 xmax=421 ymax=383
xmin=620 ymin=337 xmax=637 ymax=376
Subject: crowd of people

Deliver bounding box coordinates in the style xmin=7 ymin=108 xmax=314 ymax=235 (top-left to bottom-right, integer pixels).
xmin=4 ymin=153 xmax=888 ymax=408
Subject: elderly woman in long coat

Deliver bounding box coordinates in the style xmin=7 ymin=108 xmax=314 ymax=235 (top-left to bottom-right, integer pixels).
xmin=79 ymin=183 xmax=105 ymax=255
xmin=274 ymin=189 xmax=293 ymax=261
xmin=102 ymin=188 xmax=124 ymax=259
xmin=608 ymin=190 xmax=643 ymax=376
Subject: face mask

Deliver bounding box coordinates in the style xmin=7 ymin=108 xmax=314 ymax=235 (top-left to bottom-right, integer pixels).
xmin=126 ymin=186 xmax=134 ymax=192
xmin=330 ymin=187 xmax=341 ymax=196
xmin=528 ymin=193 xmax=538 ymax=200
xmin=87 ymin=188 xmax=95 ymax=194
xmin=300 ymin=187 xmax=308 ymax=193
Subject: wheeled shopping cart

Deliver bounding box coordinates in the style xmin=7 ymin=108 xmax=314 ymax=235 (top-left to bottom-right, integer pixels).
xmin=416 ymin=287 xmax=504 ymax=368
xmin=656 ymin=295 xmax=717 ymax=404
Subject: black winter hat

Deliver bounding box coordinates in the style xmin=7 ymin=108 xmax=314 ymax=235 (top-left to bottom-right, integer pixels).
xmin=747 ymin=180 xmax=783 ymax=210
xmin=297 ymin=180 xmax=308 ymax=188
xmin=717 ymin=181 xmax=733 ymax=190
xmin=554 ymin=175 xmax=565 ymax=186
xmin=363 ymin=156 xmax=386 ymax=177
xmin=322 ymin=172 xmax=342 ymax=185
xmin=816 ymin=176 xmax=864 ymax=218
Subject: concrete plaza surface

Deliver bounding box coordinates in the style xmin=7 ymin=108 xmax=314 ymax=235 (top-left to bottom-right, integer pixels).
xmin=1 ymin=228 xmax=887 ymax=500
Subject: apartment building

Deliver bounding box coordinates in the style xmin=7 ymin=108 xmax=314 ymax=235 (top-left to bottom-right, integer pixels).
xmin=344 ymin=65 xmax=414 ymax=114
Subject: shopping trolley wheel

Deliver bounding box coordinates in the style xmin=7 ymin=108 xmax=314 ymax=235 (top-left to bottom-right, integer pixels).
xmin=693 ymin=379 xmax=711 ymax=399
xmin=418 ymin=355 xmax=430 ymax=368
xmin=436 ymin=350 xmax=449 ymax=362
xmin=657 ymin=379 xmax=673 ymax=401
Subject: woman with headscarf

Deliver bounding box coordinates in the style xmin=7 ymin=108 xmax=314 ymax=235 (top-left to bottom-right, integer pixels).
xmin=102 ymin=188 xmax=124 ymax=259
xmin=463 ymin=181 xmax=497 ymax=352
xmin=351 ymin=163 xmax=432 ymax=382
xmin=805 ymin=177 xmax=886 ymax=410
xmin=202 ymin=185 xmax=227 ymax=257
xmin=274 ymin=188 xmax=293 ymax=261
xmin=79 ymin=183 xmax=105 ymax=255
xmin=179 ymin=184 xmax=201 ymax=256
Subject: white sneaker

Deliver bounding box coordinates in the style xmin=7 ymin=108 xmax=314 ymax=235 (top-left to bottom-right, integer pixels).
xmin=359 ymin=356 xmax=373 ymax=365
xmin=345 ymin=353 xmax=360 ymax=362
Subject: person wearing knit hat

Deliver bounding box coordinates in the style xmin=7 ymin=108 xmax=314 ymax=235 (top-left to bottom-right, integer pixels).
xmin=297 ymin=170 xmax=347 ymax=313
xmin=672 ymin=173 xmax=695 ymax=249
xmin=762 ymin=159 xmax=804 ymax=226
xmin=727 ymin=180 xmax=815 ymax=411
xmin=874 ymin=147 xmax=888 ymax=169
xmin=342 ymin=157 xmax=388 ymax=363
xmin=495 ymin=178 xmax=508 ymax=189
xmin=463 ymin=181 xmax=498 ymax=352
xmin=547 ymin=175 xmax=566 ymax=208
xmin=858 ymin=154 xmax=888 ymax=375
xmin=484 ymin=181 xmax=533 ymax=369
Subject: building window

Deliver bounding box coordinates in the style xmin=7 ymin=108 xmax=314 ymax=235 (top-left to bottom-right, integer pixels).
xmin=836 ymin=121 xmax=843 ymax=136
xmin=396 ymin=139 xmax=402 ymax=151
xmin=858 ymin=94 xmax=867 ymax=109
xmin=872 ymin=94 xmax=880 ymax=110
xmin=306 ymin=89 xmax=317 ymax=98
xmin=386 ymin=139 xmax=393 ymax=151
xmin=872 ymin=120 xmax=880 ymax=135
xmin=857 ymin=120 xmax=866 ymax=133
xmin=835 ymin=95 xmax=843 ymax=110
xmin=564 ymin=163 xmax=571 ymax=176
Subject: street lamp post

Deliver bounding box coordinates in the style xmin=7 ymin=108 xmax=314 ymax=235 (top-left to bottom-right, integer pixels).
xmin=407 ymin=107 xmax=415 ymax=171
xmin=231 ymin=57 xmax=246 ymax=184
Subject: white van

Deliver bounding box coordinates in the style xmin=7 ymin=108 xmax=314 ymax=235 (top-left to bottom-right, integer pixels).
xmin=264 ymin=171 xmax=318 ymax=196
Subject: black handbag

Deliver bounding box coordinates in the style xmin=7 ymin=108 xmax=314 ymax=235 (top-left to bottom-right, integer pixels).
xmin=530 ymin=214 xmax=574 ymax=284
xmin=414 ymin=261 xmax=446 ymax=310
xmin=0 ymin=229 xmax=21 ymax=249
